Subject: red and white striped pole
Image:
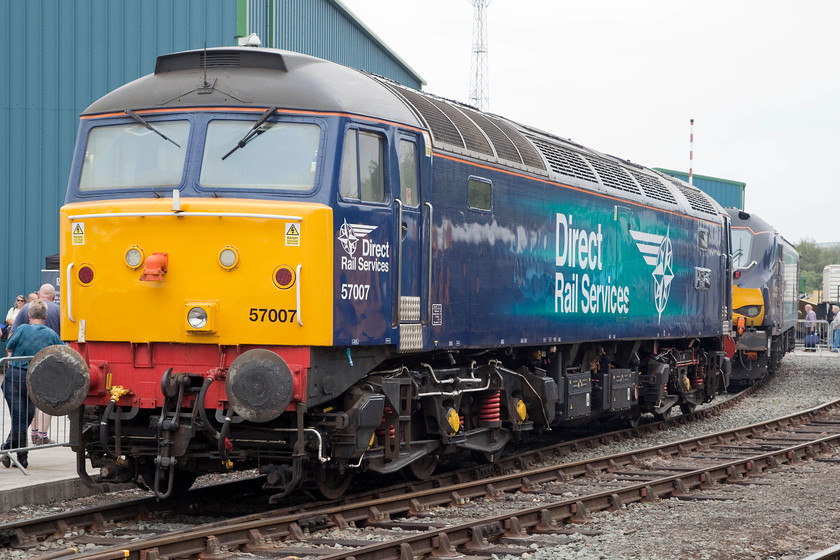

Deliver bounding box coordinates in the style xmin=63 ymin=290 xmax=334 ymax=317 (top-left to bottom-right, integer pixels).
xmin=688 ymin=118 xmax=694 ymax=186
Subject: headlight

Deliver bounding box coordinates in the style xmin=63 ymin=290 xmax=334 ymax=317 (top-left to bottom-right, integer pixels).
xmin=735 ymin=305 xmax=762 ymax=318
xmin=187 ymin=307 xmax=208 ymax=329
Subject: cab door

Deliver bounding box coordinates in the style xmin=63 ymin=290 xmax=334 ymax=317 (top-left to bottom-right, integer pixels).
xmin=394 ymin=134 xmax=424 ymax=351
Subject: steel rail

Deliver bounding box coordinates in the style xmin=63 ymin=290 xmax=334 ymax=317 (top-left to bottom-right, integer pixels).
xmin=0 ymin=382 xmax=757 ymax=549
xmin=48 ymin=396 xmax=840 ymax=560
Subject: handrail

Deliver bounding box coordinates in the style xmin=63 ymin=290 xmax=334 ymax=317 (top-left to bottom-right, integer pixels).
xmin=424 ymin=201 xmax=433 ymax=326
xmin=66 ymin=262 xmax=75 ymax=322
xmin=393 ymin=198 xmax=403 ymax=327
xmin=68 ymin=211 xmax=302 ymax=221
xmin=296 ymin=264 xmax=303 ymax=326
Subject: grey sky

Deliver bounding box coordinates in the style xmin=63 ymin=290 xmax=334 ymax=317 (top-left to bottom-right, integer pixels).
xmin=343 ymin=0 xmax=840 ymax=244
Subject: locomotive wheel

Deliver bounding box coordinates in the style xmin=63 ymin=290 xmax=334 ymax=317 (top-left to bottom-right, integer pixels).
xmin=406 ymin=453 xmax=439 ymax=480
xmin=316 ymin=467 xmax=353 ymax=500
xmin=679 ymin=403 xmax=697 ymax=415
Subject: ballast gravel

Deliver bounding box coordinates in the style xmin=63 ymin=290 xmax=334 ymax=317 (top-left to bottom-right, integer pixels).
xmin=2 ymin=351 xmax=840 ymax=559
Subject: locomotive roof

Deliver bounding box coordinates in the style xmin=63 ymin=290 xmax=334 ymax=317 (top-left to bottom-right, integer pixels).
xmin=83 ymin=47 xmax=424 ymax=128
xmin=84 ymin=46 xmax=724 ymax=223
xmin=727 ymin=208 xmax=776 ymax=233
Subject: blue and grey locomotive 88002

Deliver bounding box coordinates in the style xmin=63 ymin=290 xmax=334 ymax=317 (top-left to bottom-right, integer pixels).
xmin=28 ymin=45 xmax=732 ymax=498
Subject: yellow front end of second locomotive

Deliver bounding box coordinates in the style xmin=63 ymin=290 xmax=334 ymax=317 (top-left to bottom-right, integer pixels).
xmin=60 ymin=198 xmax=333 ymax=346
xmin=732 ymin=285 xmax=765 ymax=329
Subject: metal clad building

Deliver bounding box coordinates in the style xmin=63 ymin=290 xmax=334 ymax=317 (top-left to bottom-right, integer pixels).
xmin=247 ymin=0 xmax=423 ymax=89
xmin=0 ymin=0 xmax=423 ymax=307
xmin=655 ymin=168 xmax=746 ymax=210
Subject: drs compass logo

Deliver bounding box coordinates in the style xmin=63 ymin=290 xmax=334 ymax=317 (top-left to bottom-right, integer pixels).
xmin=338 ymin=219 xmax=376 ymax=257
xmin=630 ymin=226 xmax=674 ymax=323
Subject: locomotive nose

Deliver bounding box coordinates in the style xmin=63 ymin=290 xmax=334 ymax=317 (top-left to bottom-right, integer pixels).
xmin=226 ymin=349 xmax=294 ymax=422
xmin=27 ymin=345 xmax=91 ymax=416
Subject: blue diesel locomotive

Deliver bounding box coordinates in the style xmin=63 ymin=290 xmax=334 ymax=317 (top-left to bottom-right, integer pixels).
xmin=727 ymin=209 xmax=799 ymax=384
xmin=28 ymin=46 xmax=732 ymax=498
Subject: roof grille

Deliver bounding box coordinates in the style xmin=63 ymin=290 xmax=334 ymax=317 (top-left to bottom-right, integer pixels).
xmin=674 ymin=183 xmax=719 ymax=215
xmin=630 ymin=171 xmax=678 ymax=205
xmin=427 ymin=99 xmax=494 ymax=156
xmin=584 ymin=156 xmax=641 ymax=196
xmin=461 ymin=108 xmax=522 ymax=164
xmin=200 ymin=52 xmax=241 ymax=68
xmin=393 ymin=87 xmax=465 ymax=148
xmin=527 ymin=136 xmax=598 ymax=183
xmin=493 ymin=120 xmax=545 ymax=169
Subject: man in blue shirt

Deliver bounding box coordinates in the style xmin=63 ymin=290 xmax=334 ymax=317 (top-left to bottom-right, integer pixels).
xmin=2 ymin=299 xmax=63 ymax=469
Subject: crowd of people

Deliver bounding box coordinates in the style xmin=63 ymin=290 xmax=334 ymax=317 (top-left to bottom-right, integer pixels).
xmin=1 ymin=284 xmax=63 ymax=469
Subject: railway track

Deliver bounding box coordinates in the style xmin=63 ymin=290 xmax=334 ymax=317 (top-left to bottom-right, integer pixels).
xmin=0 ymin=384 xmax=764 ymax=559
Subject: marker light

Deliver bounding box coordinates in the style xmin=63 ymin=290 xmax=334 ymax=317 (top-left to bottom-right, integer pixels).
xmin=125 ymin=246 xmax=145 ymax=269
xmin=219 ymin=246 xmax=240 ymax=270
xmin=78 ymin=264 xmax=95 ymax=285
xmin=187 ymin=307 xmax=208 ymax=329
xmin=273 ymin=265 xmax=295 ymax=290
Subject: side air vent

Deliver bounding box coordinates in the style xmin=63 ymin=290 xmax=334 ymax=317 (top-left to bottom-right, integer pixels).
xmin=527 ymin=136 xmax=598 ymax=183
xmin=393 ymin=87 xmax=465 ymax=148
xmin=155 ymin=50 xmax=287 ymax=74
xmin=674 ymin=183 xmax=719 ymax=215
xmin=200 ymin=52 xmax=241 ymax=68
xmin=584 ymin=156 xmax=641 ymax=196
xmin=630 ymin=171 xmax=678 ymax=205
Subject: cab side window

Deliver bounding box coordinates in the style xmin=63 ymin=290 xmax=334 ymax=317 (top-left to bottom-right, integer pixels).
xmin=398 ymin=139 xmax=418 ymax=206
xmin=340 ymin=129 xmax=385 ymax=203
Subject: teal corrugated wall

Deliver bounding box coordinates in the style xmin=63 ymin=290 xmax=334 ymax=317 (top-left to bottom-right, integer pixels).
xmin=0 ymin=0 xmax=237 ymax=305
xmin=656 ymin=169 xmax=746 ymax=210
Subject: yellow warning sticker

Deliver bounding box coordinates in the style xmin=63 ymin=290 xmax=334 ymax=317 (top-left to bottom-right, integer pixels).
xmin=285 ymin=223 xmax=300 ymax=246
xmin=72 ymin=222 xmax=85 ymax=245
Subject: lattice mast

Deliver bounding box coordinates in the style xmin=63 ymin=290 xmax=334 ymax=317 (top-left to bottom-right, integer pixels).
xmin=468 ymin=0 xmax=492 ymax=111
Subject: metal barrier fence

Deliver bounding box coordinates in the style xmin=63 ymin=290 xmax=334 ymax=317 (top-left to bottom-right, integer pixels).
xmin=796 ymin=319 xmax=834 ymax=352
xmin=0 ymin=355 xmax=71 ymax=475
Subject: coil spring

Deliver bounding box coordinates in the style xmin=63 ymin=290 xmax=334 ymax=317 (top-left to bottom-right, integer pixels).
xmin=478 ymin=390 xmax=502 ymax=422
xmin=376 ymin=406 xmax=396 ymax=438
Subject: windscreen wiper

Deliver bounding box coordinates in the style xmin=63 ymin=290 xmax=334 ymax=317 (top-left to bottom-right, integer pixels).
xmin=221 ymin=106 xmax=277 ymax=160
xmin=124 ymin=109 xmax=181 ymax=148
